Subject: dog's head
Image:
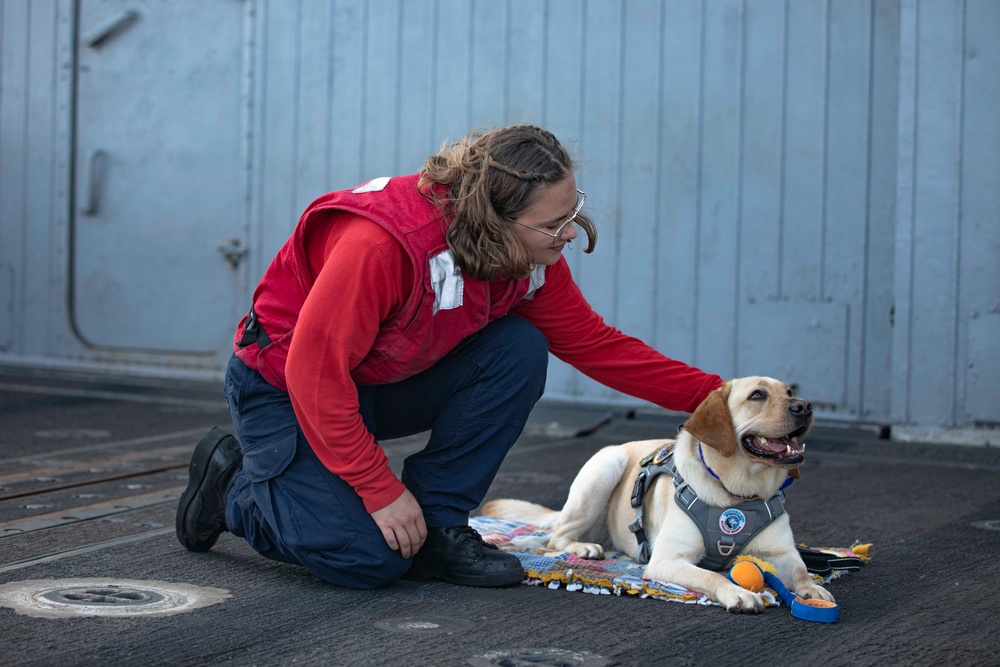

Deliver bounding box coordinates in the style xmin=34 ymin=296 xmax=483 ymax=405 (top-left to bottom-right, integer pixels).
xmin=682 ymin=377 xmax=813 ymax=475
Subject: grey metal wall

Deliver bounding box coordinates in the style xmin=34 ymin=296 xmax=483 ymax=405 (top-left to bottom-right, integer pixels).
xmin=892 ymin=0 xmax=1000 ymax=434
xmin=1 ymin=0 xmax=998 ymax=438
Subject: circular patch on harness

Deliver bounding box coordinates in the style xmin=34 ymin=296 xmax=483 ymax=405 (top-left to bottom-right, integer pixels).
xmin=374 ymin=616 xmax=472 ymax=634
xmin=719 ymin=508 xmax=747 ymax=535
xmin=0 ymin=579 xmax=230 ymax=618
xmin=467 ymin=648 xmax=608 ymax=667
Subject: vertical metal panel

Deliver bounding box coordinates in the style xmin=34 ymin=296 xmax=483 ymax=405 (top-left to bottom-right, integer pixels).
xmin=741 ymin=0 xmax=785 ymax=306
xmin=894 ymin=0 xmax=963 ymax=425
xmin=51 ymin=1 xmax=76 ymax=359
xmin=696 ymin=0 xmax=742 ymax=375
xmin=24 ymin=1 xmax=60 ymax=356
xmin=860 ymin=0 xmax=899 ymax=422
xmin=396 ymin=2 xmax=436 ymax=171
xmin=0 ymin=0 xmax=70 ymax=357
xmin=655 ymin=0 xmax=703 ymax=369
xmin=294 ymin=0 xmax=336 ymax=204
xmin=782 ymin=0 xmax=827 ymax=302
xmin=542 ymin=0 xmax=585 ymax=137
xmin=362 ymin=0 xmax=401 ymax=176
xmin=578 ymin=0 xmax=623 ymax=324
xmin=0 ymin=0 xmax=29 ymax=350
xmin=327 ymin=0 xmax=366 ymax=189
xmin=824 ymin=1 xmax=872 ymax=411
xmin=967 ymin=316 xmax=1000 ymax=423
xmin=431 ymin=0 xmax=473 ymax=145
xmin=507 ymin=2 xmax=545 ymax=122
xmin=469 ymin=2 xmax=507 ymax=126
xmin=0 ymin=264 xmax=11 ymax=349
xmin=258 ymin=0 xmax=300 ymax=260
xmin=891 ymin=0 xmax=918 ymax=424
xmin=616 ymin=0 xmax=662 ymax=349
xmin=960 ymin=0 xmax=1000 ymax=424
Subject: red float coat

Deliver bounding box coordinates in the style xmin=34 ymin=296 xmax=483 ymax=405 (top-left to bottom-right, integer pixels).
xmin=234 ymin=174 xmax=723 ymax=513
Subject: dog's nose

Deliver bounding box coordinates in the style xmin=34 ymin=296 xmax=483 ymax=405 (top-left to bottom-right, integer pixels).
xmin=789 ymin=399 xmax=813 ymax=416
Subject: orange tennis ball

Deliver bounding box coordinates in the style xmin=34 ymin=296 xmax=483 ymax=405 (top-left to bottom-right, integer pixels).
xmin=730 ymin=560 xmax=764 ymax=592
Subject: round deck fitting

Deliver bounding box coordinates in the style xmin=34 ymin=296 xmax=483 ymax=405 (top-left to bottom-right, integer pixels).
xmin=0 ymin=578 xmax=230 ymax=618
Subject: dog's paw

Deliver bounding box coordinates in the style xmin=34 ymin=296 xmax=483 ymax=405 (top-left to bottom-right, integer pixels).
xmin=717 ymin=584 xmax=764 ymax=613
xmin=796 ymin=583 xmax=835 ymax=603
xmin=566 ymin=541 xmax=605 ymax=559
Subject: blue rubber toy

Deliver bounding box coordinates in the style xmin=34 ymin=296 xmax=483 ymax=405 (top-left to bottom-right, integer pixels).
xmin=729 ymin=561 xmax=839 ymax=623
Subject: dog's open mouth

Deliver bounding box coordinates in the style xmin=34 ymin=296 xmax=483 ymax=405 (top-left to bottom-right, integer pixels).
xmin=741 ymin=430 xmax=806 ymax=465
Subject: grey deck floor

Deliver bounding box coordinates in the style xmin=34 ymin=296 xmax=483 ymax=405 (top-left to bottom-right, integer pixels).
xmin=2 ymin=370 xmax=999 ymax=666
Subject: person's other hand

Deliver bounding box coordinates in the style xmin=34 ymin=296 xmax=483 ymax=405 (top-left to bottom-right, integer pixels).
xmin=370 ymin=489 xmax=427 ymax=558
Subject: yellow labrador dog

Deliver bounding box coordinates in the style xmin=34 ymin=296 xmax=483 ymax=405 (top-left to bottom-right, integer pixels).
xmin=483 ymin=377 xmax=834 ymax=612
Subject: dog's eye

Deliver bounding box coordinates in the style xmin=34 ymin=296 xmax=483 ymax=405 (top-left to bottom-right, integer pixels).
xmin=749 ymin=390 xmax=766 ymax=400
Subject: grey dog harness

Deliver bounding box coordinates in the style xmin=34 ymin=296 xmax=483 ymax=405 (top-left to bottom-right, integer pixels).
xmin=628 ymin=443 xmax=787 ymax=571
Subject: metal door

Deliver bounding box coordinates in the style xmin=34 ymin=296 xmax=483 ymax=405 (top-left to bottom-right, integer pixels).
xmin=72 ymin=0 xmax=246 ymax=353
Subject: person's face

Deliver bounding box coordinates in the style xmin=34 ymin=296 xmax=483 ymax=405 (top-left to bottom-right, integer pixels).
xmin=508 ymin=175 xmax=583 ymax=266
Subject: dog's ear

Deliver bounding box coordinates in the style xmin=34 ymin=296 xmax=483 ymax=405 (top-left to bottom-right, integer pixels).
xmin=682 ymin=382 xmax=737 ymax=457
xmin=789 ymin=467 xmax=800 ymax=479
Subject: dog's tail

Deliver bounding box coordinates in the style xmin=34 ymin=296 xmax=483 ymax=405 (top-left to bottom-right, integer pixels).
xmin=480 ymin=499 xmax=560 ymax=529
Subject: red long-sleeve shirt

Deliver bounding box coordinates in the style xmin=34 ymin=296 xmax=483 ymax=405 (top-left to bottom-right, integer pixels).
xmin=285 ymin=213 xmax=722 ymax=514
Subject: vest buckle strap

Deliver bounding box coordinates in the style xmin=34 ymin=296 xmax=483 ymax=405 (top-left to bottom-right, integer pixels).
xmin=630 ymin=468 xmax=650 ymax=509
xmin=238 ymin=306 xmax=272 ymax=350
xmin=627 ymin=516 xmax=650 ymax=564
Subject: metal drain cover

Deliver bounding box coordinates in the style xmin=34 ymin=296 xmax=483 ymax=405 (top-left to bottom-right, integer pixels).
xmin=41 ymin=586 xmax=168 ymax=606
xmin=467 ymin=648 xmax=608 ymax=667
xmin=0 ymin=579 xmax=230 ymax=618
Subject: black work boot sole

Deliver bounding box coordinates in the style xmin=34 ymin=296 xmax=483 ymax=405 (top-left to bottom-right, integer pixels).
xmin=176 ymin=427 xmax=242 ymax=552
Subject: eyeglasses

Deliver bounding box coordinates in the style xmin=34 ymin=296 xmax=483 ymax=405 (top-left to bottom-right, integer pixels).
xmin=510 ymin=190 xmax=586 ymax=242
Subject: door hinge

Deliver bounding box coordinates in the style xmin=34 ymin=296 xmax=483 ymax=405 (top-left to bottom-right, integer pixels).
xmin=218 ymin=238 xmax=248 ymax=269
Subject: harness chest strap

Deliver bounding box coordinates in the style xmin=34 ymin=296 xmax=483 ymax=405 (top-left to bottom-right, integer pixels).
xmin=628 ymin=444 xmax=787 ymax=571
xmin=627 ymin=445 xmax=680 ymax=563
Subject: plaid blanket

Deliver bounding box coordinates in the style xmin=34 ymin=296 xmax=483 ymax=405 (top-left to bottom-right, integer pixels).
xmin=470 ymin=515 xmax=870 ymax=607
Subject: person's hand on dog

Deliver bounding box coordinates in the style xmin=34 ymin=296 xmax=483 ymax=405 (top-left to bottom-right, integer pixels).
xmin=371 ymin=489 xmax=427 ymax=558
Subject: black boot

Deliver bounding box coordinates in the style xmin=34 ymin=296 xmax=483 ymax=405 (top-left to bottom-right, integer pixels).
xmin=406 ymin=525 xmax=524 ymax=587
xmin=176 ymin=427 xmax=243 ymax=552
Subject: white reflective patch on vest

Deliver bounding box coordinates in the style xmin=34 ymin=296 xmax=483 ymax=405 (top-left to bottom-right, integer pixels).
xmin=429 ymin=250 xmax=464 ymax=314
xmin=522 ymin=264 xmax=547 ymax=300
xmin=352 ymin=176 xmax=391 ymax=193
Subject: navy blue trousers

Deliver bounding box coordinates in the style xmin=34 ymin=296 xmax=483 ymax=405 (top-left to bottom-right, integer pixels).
xmin=224 ymin=316 xmax=548 ymax=589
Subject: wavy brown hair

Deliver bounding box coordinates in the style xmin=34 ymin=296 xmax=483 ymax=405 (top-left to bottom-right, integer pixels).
xmin=419 ymin=125 xmax=597 ymax=281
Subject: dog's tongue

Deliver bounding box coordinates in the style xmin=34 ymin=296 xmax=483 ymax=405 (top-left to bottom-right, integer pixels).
xmin=760 ymin=436 xmax=795 ymax=453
